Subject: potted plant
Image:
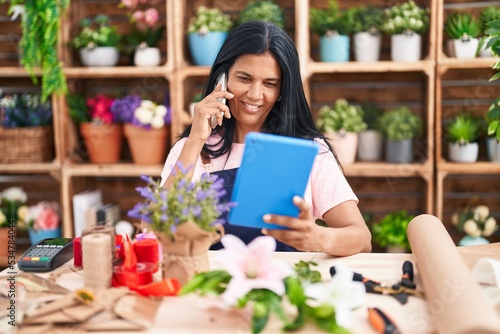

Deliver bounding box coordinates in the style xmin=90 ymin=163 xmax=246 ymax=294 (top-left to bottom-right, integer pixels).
xmin=445 ymin=113 xmax=481 ymax=163
xmin=451 ymin=204 xmax=497 ymax=246
xmin=111 ymin=94 xmax=172 ymax=165
xmin=351 ymin=5 xmax=385 ymax=62
xmin=486 ymin=96 xmax=500 ymax=162
xmin=71 ymin=15 xmax=121 ymax=67
xmin=187 ymin=6 xmax=233 ymax=66
xmin=381 ymin=0 xmax=430 ymax=62
xmin=0 ymin=187 xmax=28 ymax=257
xmin=119 ymin=0 xmax=165 ymax=66
xmin=128 ymin=164 xmax=235 ymax=284
xmin=310 ymin=0 xmax=355 ymax=62
xmin=357 ymin=103 xmax=383 ymax=161
xmin=236 ymin=0 xmax=286 ymax=29
xmin=0 ymin=93 xmax=54 ymax=163
xmin=372 ymin=210 xmax=414 ymax=253
xmin=315 ymin=98 xmax=367 ymax=164
xmin=5 ymin=0 xmax=68 ymax=102
xmin=444 ymin=12 xmax=481 ymax=59
xmin=66 ymin=92 xmax=123 ymax=163
xmin=478 ymin=6 xmax=500 ymax=57
xmin=378 ymin=106 xmax=422 ymax=163
xmin=24 ymin=201 xmax=61 ymax=245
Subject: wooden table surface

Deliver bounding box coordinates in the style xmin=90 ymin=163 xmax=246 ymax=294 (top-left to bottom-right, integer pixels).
xmin=3 ymin=243 xmax=499 ymax=334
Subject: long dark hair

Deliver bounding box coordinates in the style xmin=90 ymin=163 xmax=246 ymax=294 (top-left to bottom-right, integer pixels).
xmin=181 ymin=21 xmax=334 ymax=161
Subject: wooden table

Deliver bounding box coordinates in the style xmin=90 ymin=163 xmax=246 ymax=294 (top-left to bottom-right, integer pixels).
xmin=2 ymin=243 xmax=499 ymax=334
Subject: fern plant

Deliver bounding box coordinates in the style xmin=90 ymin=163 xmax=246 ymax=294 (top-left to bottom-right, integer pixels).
xmin=372 ymin=211 xmax=414 ymax=251
xmin=309 ymin=0 xmax=355 ymax=36
xmin=351 ymin=5 xmax=385 ymax=34
xmin=237 ymin=0 xmax=286 ymax=29
xmin=5 ymin=0 xmax=69 ymax=102
xmin=444 ymin=12 xmax=481 ymax=40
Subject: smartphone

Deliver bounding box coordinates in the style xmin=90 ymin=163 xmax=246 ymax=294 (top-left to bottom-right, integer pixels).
xmin=211 ymin=72 xmax=227 ymax=129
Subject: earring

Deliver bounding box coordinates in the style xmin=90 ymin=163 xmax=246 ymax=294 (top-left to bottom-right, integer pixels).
xmin=278 ymin=96 xmax=281 ymax=101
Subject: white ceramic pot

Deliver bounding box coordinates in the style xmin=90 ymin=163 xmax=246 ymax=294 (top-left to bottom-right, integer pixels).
xmin=325 ymin=131 xmax=359 ymax=165
xmin=134 ymin=47 xmax=161 ymax=67
xmin=353 ymin=32 xmax=382 ymax=62
xmin=391 ymin=33 xmax=422 ymax=62
xmin=79 ymin=47 xmax=119 ymax=67
xmin=357 ymin=130 xmax=383 ymax=161
xmin=448 ymin=142 xmax=478 ymax=163
xmin=453 ymin=38 xmax=479 ymax=59
xmin=486 ymin=137 xmax=500 ymax=163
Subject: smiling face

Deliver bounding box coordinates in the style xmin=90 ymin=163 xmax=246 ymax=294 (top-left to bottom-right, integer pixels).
xmin=227 ymin=52 xmax=282 ymax=142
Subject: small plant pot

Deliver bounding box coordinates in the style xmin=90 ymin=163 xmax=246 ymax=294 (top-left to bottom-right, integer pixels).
xmin=486 ymin=137 xmax=500 ymax=163
xmin=134 ymin=47 xmax=161 ymax=67
xmin=448 ymin=142 xmax=478 ymax=163
xmin=385 ymin=139 xmax=413 ymax=163
xmin=390 ymin=33 xmax=422 ymax=62
xmin=453 ymin=37 xmax=479 ymax=59
xmin=80 ymin=123 xmax=123 ymax=163
xmin=479 ymin=37 xmax=494 ymax=58
xmin=353 ymin=32 xmax=381 ymax=62
xmin=325 ymin=131 xmax=359 ymax=165
xmin=357 ymin=130 xmax=383 ymax=161
xmin=79 ymin=47 xmax=119 ymax=67
xmin=320 ymin=34 xmax=350 ymax=62
xmin=188 ymin=32 xmax=228 ymax=66
xmin=124 ymin=124 xmax=169 ymax=165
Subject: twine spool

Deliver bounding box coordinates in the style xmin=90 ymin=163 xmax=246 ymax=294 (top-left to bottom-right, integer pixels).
xmin=82 ymin=233 xmax=112 ymax=290
xmin=82 ymin=223 xmax=116 ymax=260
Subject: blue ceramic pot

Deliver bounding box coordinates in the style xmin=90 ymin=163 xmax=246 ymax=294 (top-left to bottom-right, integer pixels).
xmin=458 ymin=235 xmax=489 ymax=247
xmin=320 ymin=34 xmax=350 ymax=62
xmin=29 ymin=227 xmax=62 ymax=245
xmin=188 ymin=32 xmax=228 ymax=66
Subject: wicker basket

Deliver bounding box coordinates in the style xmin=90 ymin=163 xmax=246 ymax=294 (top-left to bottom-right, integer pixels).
xmin=0 ymin=126 xmax=54 ymax=163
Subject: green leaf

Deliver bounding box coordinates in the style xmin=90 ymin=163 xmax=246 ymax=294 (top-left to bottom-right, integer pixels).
xmin=252 ymin=302 xmax=270 ymax=334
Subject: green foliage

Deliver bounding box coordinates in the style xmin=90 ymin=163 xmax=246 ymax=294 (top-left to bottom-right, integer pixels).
xmin=486 ymin=97 xmax=500 ymax=142
xmin=72 ymin=15 xmax=121 ymax=49
xmin=309 ymin=0 xmax=355 ymax=36
xmin=481 ymin=18 xmax=500 ymax=81
xmin=379 ymin=106 xmax=422 ymax=141
xmin=237 ymin=0 xmax=286 ymax=29
xmin=372 ymin=211 xmax=414 ymax=250
xmin=381 ymin=0 xmax=430 ymax=35
xmin=6 ymin=0 xmax=69 ymax=102
xmin=445 ymin=113 xmax=482 ymax=144
xmin=361 ymin=103 xmax=383 ymax=130
xmin=479 ymin=6 xmax=500 ymax=33
xmin=316 ymin=98 xmax=367 ymax=133
xmin=179 ymin=261 xmax=347 ymax=334
xmin=187 ymin=6 xmax=233 ymax=34
xmin=65 ymin=92 xmax=90 ymax=124
xmin=351 ymin=5 xmax=385 ymax=34
xmin=444 ymin=12 xmax=481 ymax=40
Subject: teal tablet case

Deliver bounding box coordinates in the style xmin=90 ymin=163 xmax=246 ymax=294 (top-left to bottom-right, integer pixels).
xmin=228 ymin=132 xmax=320 ymax=230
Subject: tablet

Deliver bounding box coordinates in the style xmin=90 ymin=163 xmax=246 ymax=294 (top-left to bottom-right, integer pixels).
xmin=228 ymin=132 xmax=320 ymax=230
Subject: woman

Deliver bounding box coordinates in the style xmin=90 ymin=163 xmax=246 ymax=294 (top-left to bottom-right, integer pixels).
xmin=161 ymin=21 xmax=371 ymax=256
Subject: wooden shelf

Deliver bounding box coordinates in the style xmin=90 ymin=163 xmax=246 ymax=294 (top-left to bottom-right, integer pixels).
xmin=436 ymin=57 xmax=498 ymax=72
xmin=64 ymin=66 xmax=174 ymax=79
xmin=436 ymin=162 xmax=500 ymax=175
xmin=344 ymin=162 xmax=433 ymax=178
xmin=0 ymin=67 xmax=39 ymax=77
xmin=62 ymin=163 xmax=163 ymax=177
xmin=0 ymin=161 xmax=61 ymax=174
xmin=307 ymin=60 xmax=436 ymax=75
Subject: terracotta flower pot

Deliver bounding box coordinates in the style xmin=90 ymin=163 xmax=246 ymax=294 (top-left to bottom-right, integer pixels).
xmin=0 ymin=227 xmax=10 ymax=257
xmin=80 ymin=123 xmax=123 ymax=163
xmin=124 ymin=123 xmax=169 ymax=165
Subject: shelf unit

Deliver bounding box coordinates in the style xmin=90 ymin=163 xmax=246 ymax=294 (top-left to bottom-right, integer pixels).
xmin=1 ymin=0 xmax=498 ymax=243
xmin=435 ymin=0 xmax=500 ymax=244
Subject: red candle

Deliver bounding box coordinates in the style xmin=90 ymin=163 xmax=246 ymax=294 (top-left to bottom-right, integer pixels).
xmin=73 ymin=237 xmax=82 ymax=267
xmin=133 ymin=238 xmax=159 ymax=272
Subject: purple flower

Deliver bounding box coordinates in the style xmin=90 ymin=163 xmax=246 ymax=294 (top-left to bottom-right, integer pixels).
xmin=110 ymin=95 xmax=141 ymax=123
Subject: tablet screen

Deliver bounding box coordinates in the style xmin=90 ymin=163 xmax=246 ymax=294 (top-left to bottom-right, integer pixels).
xmin=228 ymin=132 xmax=319 ymax=230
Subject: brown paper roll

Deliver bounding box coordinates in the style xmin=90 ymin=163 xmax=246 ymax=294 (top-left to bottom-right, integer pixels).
xmin=407 ymin=214 xmax=500 ymax=334
xmin=82 ymin=223 xmax=116 ymax=259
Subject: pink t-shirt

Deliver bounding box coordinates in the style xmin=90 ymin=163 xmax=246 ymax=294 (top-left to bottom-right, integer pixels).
xmin=161 ymin=134 xmax=358 ymax=219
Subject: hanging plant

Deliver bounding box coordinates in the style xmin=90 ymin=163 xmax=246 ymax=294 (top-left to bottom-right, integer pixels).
xmin=6 ymin=0 xmax=69 ymax=102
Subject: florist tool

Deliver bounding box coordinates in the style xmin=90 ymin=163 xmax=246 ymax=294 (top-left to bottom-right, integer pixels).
xmin=330 ymin=261 xmax=424 ymax=305
xmin=367 ymin=307 xmax=402 ymax=334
